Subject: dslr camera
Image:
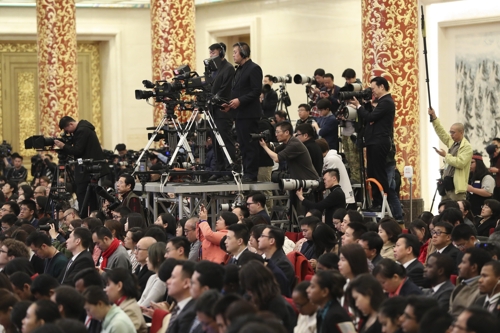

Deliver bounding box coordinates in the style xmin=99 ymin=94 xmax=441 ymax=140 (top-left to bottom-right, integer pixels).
xmin=249 ymin=129 xmax=271 ymax=142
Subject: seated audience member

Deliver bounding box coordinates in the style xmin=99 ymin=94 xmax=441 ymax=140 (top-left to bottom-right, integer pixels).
xmin=358 ymin=231 xmax=384 ymax=266
xmin=295 ymin=123 xmax=324 ymax=176
xmin=450 ymin=247 xmax=492 ymax=317
xmin=51 ymin=285 xmax=85 ymax=319
xmin=194 ymin=290 xmax=222 ymax=333
xmin=30 ymin=274 xmax=60 ymax=300
xmin=248 ymin=224 xmax=266 ymax=255
xmin=342 ymin=222 xmax=368 ymax=245
xmin=0 ymin=288 xmax=18 ymax=332
xmin=438 ymin=199 xmax=460 ymax=213
xmin=105 ymin=268 xmax=147 ymax=333
xmin=19 ymin=199 xmax=38 ymax=228
xmin=409 ymin=219 xmax=432 ymax=264
xmin=452 ymin=306 xmax=499 ymax=333
xmin=144 ymin=225 xmax=168 ymax=243
xmin=378 ymin=296 xmax=407 ymax=333
xmin=138 ymin=242 xmax=166 ymax=307
xmin=83 ymin=285 xmax=136 ymax=333
xmin=373 ymin=259 xmax=423 ymax=297
xmin=154 ymin=212 xmax=177 ymax=240
xmin=225 ymin=224 xmax=250 ymax=265
xmin=292 ymin=281 xmax=317 ymax=333
xmin=231 ymin=205 xmax=249 ymax=222
xmin=239 ymin=260 xmax=296 ymax=333
xmin=166 ymin=261 xmax=197 ymax=333
xmin=452 ymin=224 xmax=480 ymax=253
xmin=340 ymin=210 xmax=364 ymax=233
xmin=311 ymin=223 xmax=337 ymax=265
xmin=133 ymin=236 xmax=156 ymax=295
xmin=475 ymin=260 xmax=500 ymax=314
xmin=298 ymin=216 xmax=320 ymax=260
xmin=297 ymin=169 xmax=346 ymax=229
xmin=394 ymin=234 xmax=425 ymax=287
xmin=165 ymin=236 xmax=190 ymax=260
xmin=0 ymin=238 xmax=30 ymax=271
xmin=21 ymin=299 xmax=61 ymax=333
xmin=1 ymin=213 xmax=17 ymax=232
xmin=93 ymin=226 xmax=131 ymax=272
xmin=198 ymin=206 xmax=238 ymax=264
xmin=338 ymin=244 xmax=369 ymax=282
xmin=400 ymin=296 xmax=439 ymax=333
xmin=418 ymin=308 xmax=453 ymax=333
xmin=73 ymin=267 xmax=104 ymax=293
xmin=422 ymin=253 xmax=456 ymax=310
xmin=457 ymin=200 xmax=477 ymax=232
xmin=213 ymin=294 xmax=244 ymax=333
xmin=431 ymin=221 xmax=461 ymax=270
xmin=307 ymin=270 xmax=354 ymax=333
xmin=124 ymin=227 xmax=143 ymax=272
xmin=440 ymin=207 xmax=465 ymax=228
xmin=59 ymin=227 xmax=95 ymax=285
xmin=10 ymin=271 xmax=34 ymax=300
xmin=0 ymin=202 xmax=20 ymax=219
xmin=316 ymin=252 xmax=340 ymax=271
xmin=347 ymin=274 xmax=386 ymax=333
xmin=2 ymin=180 xmax=17 ymax=202
xmin=183 ymin=217 xmax=201 ymax=262
xmin=258 ymin=225 xmax=296 ymax=289
xmin=246 ymin=192 xmax=270 ymax=224
xmin=475 ymin=199 xmax=500 ymax=237
xmin=378 ymin=218 xmax=402 ymax=260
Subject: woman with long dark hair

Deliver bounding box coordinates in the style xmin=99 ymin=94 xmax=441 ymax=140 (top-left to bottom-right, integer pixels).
xmin=347 ymin=274 xmax=385 ymax=333
xmin=239 ymin=260 xmax=295 ymax=333
xmin=312 ymin=223 xmax=337 ymax=258
xmin=306 ymin=270 xmax=355 ymax=333
xmin=105 ymin=268 xmax=147 ymax=333
xmin=475 ymin=198 xmax=500 ymax=237
xmin=378 ymin=218 xmax=402 ymax=260
xmin=377 ymin=296 xmax=407 ymax=333
xmin=467 ymin=154 xmax=495 ymax=216
xmin=410 ymin=219 xmax=431 ymax=264
xmin=154 ymin=213 xmax=177 ymax=240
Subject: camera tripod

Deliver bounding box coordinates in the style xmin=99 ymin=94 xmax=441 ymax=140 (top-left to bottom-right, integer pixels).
xmin=79 ymin=173 xmax=102 ymax=217
xmin=275 ymin=84 xmax=292 ymax=121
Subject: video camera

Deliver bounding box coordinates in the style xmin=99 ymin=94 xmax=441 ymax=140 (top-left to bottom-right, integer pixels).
xmin=68 ymin=158 xmax=107 ymax=174
xmin=24 ymin=133 xmax=73 ymax=150
xmin=0 ymin=140 xmax=12 ymax=158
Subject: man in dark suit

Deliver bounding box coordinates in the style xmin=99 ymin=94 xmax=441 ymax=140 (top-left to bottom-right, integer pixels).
xmin=394 ymin=234 xmax=425 ymax=287
xmin=207 ymin=43 xmax=236 ymax=181
xmin=133 ymin=236 xmax=156 ymax=295
xmin=258 ymin=226 xmax=295 ymax=290
xmin=358 ymin=231 xmax=384 ymax=267
xmin=224 ymin=224 xmax=249 ymax=265
xmin=261 ymin=75 xmax=278 ymax=118
xmin=221 ymin=42 xmax=263 ymax=182
xmin=59 ymin=228 xmax=95 ymax=285
xmin=476 ymin=260 xmax=500 ymax=318
xmin=166 ymin=261 xmax=196 ymax=333
xmin=432 ymin=221 xmax=461 ymax=274
xmin=423 ymin=253 xmax=456 ymax=310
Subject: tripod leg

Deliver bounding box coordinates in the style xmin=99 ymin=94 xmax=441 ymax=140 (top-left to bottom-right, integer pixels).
xmin=79 ymin=184 xmax=93 ymax=217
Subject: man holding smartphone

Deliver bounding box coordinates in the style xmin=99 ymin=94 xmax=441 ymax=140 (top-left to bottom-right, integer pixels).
xmin=429 ymin=107 xmax=472 ymax=201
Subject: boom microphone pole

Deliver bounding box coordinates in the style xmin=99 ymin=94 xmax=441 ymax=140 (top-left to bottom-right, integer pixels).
xmin=421 ymin=5 xmax=433 ymax=122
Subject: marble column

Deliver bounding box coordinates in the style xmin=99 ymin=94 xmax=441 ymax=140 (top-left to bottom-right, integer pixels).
xmin=37 ymin=0 xmax=78 ymax=137
xmin=362 ymin=0 xmax=421 ymax=200
xmin=151 ymin=0 xmax=196 ymax=125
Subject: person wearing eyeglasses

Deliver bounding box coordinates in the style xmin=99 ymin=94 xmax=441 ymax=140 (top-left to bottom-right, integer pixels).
xmin=184 ymin=217 xmax=201 ymax=262
xmin=133 ymin=236 xmax=156 ymax=296
xmin=431 ymin=221 xmax=461 ymax=274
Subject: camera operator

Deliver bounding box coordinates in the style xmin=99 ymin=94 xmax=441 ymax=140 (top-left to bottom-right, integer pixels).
xmin=318 ymin=73 xmax=341 ymax=112
xmin=273 ymin=110 xmax=288 ymax=126
xmin=116 ymin=174 xmax=145 ymax=219
xmin=256 ymin=117 xmax=276 ymax=209
xmin=4 ymin=153 xmax=27 ymax=185
xmin=41 ymin=154 xmax=57 ymax=182
xmin=312 ymin=99 xmax=339 ymax=151
xmin=259 ymin=122 xmax=318 ymax=180
xmin=296 ymin=168 xmax=346 ymax=228
xmin=261 ymin=75 xmax=278 ymax=118
xmin=295 ymin=123 xmax=323 ymax=177
xmin=221 ymin=42 xmax=263 ymax=182
xmin=308 ymin=68 xmax=326 ymax=116
xmin=340 ymin=68 xmax=362 ymax=184
xmin=294 ymin=104 xmax=317 ymax=132
xmin=350 ymin=77 xmax=395 ymax=209
xmin=54 ymin=116 xmax=109 ymax=216
xmin=115 ymin=143 xmax=128 ymax=162
xmin=207 ymin=42 xmax=236 ymax=181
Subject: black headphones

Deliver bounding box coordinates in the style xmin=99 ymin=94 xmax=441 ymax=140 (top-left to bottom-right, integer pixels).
xmin=218 ymin=43 xmax=225 ymax=58
xmin=237 ymin=42 xmax=249 ymax=58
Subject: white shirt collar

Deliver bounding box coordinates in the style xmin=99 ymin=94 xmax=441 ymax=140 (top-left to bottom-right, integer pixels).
xmin=71 ymin=250 xmax=84 ymax=262
xmin=432 ymin=281 xmax=447 ymax=293
xmin=485 ymin=291 xmax=500 ymax=304
xmin=176 ymin=296 xmax=193 ymax=312
xmin=402 ymin=258 xmax=417 ymax=268
xmin=234 ymin=247 xmax=248 ymax=260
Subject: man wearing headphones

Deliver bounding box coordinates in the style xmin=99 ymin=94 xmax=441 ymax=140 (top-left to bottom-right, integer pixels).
xmin=221 ymin=42 xmax=263 ymax=182
xmin=208 ymin=42 xmax=236 ymax=181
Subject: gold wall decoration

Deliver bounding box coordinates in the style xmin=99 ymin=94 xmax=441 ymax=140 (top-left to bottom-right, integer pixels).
xmin=18 ymin=72 xmax=38 ymax=159
xmin=151 ymin=0 xmax=196 ymax=125
xmin=362 ymin=0 xmax=420 ymax=199
xmin=37 ymin=0 xmax=79 ymax=137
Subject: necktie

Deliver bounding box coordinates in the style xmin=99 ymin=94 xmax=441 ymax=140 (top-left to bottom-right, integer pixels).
xmin=60 ymin=259 xmax=74 ymax=283
xmin=484 ymin=300 xmax=491 ymax=310
xmin=166 ymin=304 xmax=179 ymax=332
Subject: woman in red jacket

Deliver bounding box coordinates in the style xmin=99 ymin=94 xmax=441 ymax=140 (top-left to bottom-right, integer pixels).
xmin=198 ymin=206 xmax=238 ymax=264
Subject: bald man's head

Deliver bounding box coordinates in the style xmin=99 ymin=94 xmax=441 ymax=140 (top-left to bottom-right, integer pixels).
xmin=450 ymin=123 xmax=465 ymax=142
xmin=135 ymin=236 xmax=157 ymax=265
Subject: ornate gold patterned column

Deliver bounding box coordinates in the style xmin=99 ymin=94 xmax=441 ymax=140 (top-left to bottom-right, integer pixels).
xmin=151 ymin=0 xmax=196 ymax=125
xmin=37 ymin=0 xmax=78 ymax=137
xmin=362 ymin=0 xmax=421 ymax=201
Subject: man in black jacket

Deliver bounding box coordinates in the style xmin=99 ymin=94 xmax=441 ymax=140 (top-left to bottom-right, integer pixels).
xmin=222 ymin=42 xmax=263 ymax=182
xmin=295 ymin=123 xmax=323 ymax=176
xmin=394 ymin=234 xmax=425 ymax=287
xmin=54 ymin=116 xmax=108 ymax=216
xmin=261 ymin=75 xmax=278 ymax=118
xmin=208 ymin=43 xmax=236 ymax=181
xmin=351 ymin=76 xmax=395 ymax=208
xmin=59 ymin=227 xmax=95 ymax=285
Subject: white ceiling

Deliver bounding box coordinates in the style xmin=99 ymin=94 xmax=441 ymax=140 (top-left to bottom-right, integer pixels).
xmin=0 ymin=0 xmax=240 ymax=8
